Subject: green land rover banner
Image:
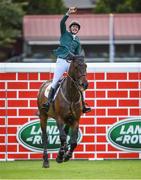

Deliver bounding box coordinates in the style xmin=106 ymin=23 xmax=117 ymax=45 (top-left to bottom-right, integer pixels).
xmin=107 ymin=118 xmax=141 ymax=152
xmin=17 ymin=119 xmax=82 ymax=152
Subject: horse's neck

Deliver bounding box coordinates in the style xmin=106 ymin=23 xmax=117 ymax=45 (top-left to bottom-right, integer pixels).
xmin=63 ymin=77 xmax=80 ymax=102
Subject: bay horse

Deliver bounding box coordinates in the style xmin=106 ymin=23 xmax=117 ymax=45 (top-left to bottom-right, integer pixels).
xmin=37 ymin=55 xmax=88 ymax=168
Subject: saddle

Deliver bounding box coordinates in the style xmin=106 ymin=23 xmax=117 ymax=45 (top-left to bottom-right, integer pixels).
xmin=44 ymin=77 xmax=65 ymax=100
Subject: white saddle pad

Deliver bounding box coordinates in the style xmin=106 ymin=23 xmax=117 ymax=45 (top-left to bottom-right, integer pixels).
xmin=44 ymin=84 xmax=52 ymax=98
xmin=44 ymin=84 xmax=61 ymax=101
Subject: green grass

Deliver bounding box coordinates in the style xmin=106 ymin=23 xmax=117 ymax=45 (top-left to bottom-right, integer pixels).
xmin=0 ymin=160 xmax=141 ymax=179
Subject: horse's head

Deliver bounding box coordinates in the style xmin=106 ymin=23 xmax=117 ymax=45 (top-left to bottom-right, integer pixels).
xmin=68 ymin=55 xmax=88 ymax=91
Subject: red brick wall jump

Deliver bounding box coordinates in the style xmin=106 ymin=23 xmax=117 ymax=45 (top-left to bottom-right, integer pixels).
xmin=0 ymin=66 xmax=141 ymax=160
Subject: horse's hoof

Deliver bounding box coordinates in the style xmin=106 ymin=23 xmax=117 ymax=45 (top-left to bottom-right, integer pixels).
xmin=42 ymin=161 xmax=49 ymax=168
xmin=56 ymin=156 xmax=64 ymax=163
xmin=64 ymin=152 xmax=72 ymax=162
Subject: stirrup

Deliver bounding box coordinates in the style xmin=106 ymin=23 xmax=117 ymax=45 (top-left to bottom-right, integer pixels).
xmin=82 ymin=105 xmax=91 ymax=113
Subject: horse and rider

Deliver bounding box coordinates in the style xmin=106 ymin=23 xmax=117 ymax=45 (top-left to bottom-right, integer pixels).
xmin=38 ymin=7 xmax=91 ymax=168
xmin=43 ymin=7 xmax=91 ymax=114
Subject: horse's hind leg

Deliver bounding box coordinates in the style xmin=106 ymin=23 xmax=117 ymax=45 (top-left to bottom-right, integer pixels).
xmin=64 ymin=127 xmax=78 ymax=162
xmin=40 ymin=112 xmax=49 ymax=168
xmin=56 ymin=122 xmax=67 ymax=163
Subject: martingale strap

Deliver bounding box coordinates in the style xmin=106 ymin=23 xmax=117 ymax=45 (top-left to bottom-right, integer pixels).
xmin=60 ymin=86 xmax=81 ymax=105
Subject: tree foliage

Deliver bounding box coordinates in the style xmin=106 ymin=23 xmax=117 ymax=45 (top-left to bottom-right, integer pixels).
xmin=25 ymin=0 xmax=66 ymax=15
xmin=0 ymin=0 xmax=25 ymax=46
xmin=95 ymin=0 xmax=141 ymax=13
xmin=0 ymin=0 xmax=65 ymax=61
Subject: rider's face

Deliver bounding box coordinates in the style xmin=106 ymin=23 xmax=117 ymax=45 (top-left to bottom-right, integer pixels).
xmin=70 ymin=25 xmax=79 ymax=35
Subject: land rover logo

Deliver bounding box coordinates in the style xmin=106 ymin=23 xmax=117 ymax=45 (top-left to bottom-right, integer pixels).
xmin=17 ymin=119 xmax=82 ymax=152
xmin=107 ymin=118 xmax=141 ymax=152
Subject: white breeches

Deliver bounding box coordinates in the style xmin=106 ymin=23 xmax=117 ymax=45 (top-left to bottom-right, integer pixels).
xmin=51 ymin=58 xmax=70 ymax=89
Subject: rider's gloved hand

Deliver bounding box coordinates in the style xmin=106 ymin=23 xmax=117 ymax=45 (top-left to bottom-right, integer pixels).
xmin=67 ymin=7 xmax=77 ymax=15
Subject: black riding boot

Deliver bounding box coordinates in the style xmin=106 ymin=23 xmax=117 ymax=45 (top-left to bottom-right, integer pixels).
xmin=80 ymin=91 xmax=91 ymax=113
xmin=43 ymin=87 xmax=55 ymax=112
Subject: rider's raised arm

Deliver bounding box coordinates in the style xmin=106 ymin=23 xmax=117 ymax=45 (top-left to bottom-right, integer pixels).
xmin=60 ymin=14 xmax=69 ymax=35
xmin=60 ymin=7 xmax=77 ymax=35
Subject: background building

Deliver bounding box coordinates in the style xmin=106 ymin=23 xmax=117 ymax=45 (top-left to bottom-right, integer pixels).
xmin=23 ymin=13 xmax=141 ymax=62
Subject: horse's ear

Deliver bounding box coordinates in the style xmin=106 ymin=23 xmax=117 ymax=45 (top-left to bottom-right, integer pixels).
xmin=73 ymin=55 xmax=85 ymax=62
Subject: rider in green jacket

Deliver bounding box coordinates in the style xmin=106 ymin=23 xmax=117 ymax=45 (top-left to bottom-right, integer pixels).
xmin=43 ymin=7 xmax=91 ymax=113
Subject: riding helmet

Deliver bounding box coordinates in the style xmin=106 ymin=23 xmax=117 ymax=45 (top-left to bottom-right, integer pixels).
xmin=69 ymin=21 xmax=81 ymax=30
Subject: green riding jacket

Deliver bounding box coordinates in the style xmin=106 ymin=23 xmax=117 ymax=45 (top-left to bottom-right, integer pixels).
xmin=54 ymin=14 xmax=81 ymax=59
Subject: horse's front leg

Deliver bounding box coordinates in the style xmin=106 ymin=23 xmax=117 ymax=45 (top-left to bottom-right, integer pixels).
xmin=64 ymin=126 xmax=78 ymax=162
xmin=40 ymin=112 xmax=49 ymax=168
xmin=56 ymin=122 xmax=68 ymax=163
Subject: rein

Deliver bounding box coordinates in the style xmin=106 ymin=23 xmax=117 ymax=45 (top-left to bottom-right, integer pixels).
xmin=66 ymin=72 xmax=85 ymax=92
xmin=60 ymin=73 xmax=83 ymax=105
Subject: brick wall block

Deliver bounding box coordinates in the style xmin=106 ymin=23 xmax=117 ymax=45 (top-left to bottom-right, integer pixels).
xmin=30 ymin=82 xmax=43 ymax=89
xmin=8 ymin=100 xmax=28 ymax=107
xmin=0 ymin=154 xmax=5 ymax=159
xmin=94 ymin=91 xmax=106 ymax=98
xmin=40 ymin=72 xmax=53 ymax=80
xmin=94 ymin=73 xmax=105 ymax=80
xmin=82 ymin=136 xmax=94 ymax=143
xmin=18 ymin=73 xmax=28 ymax=80
xmin=130 ymin=90 xmax=140 ymax=98
xmin=119 ymin=153 xmax=139 ymax=158
xmin=118 ymin=82 xmax=138 ymax=89
xmin=97 ymin=99 xmax=117 ymax=107
xmin=19 ymin=91 xmax=38 ymax=98
xmin=86 ymin=144 xmax=96 ymax=151
xmin=97 ymin=135 xmax=107 ymax=142
xmin=85 ymin=90 xmax=95 ymax=98
xmin=80 ymin=117 xmax=94 ymax=125
xmin=85 ymin=127 xmax=96 ymax=134
xmin=7 ymin=91 xmax=17 ymax=98
xmin=0 ymin=118 xmax=5 ymax=125
xmin=97 ymin=117 xmax=117 ymax=125
xmin=19 ymin=145 xmax=30 ymax=152
xmin=8 ymin=127 xmax=17 ymax=134
xmin=0 ymin=73 xmax=16 ymax=80
xmin=7 ymin=109 xmax=17 ymax=116
xmin=74 ymin=153 xmax=94 ymax=159
xmin=8 ymin=118 xmax=28 ymax=125
xmin=87 ymin=73 xmax=94 ymax=80
xmin=129 ymin=73 xmax=141 ymax=80
xmin=30 ymin=154 xmax=42 ymax=159
xmin=0 ymin=91 xmax=6 ymax=98
xmin=0 ymin=127 xmax=6 ymax=134
xmin=96 ymin=144 xmax=106 ymax=151
xmin=130 ymin=108 xmax=140 ymax=116
xmin=107 ymin=73 xmax=127 ymax=80
xmin=108 ymin=90 xmax=128 ymax=98
xmin=8 ymin=154 xmax=28 ymax=159
xmin=88 ymin=82 xmax=94 ymax=89
xmin=19 ymin=109 xmax=38 ymax=116
xmin=7 ymin=145 xmax=17 ymax=152
xmin=1 ymin=145 xmax=6 ymax=152
xmin=108 ymin=109 xmax=128 ymax=116
xmin=0 ymin=136 xmax=5 ymax=143
xmin=8 ymin=136 xmax=17 ymax=143
xmin=119 ymin=99 xmax=139 ymax=107
xmin=97 ymin=153 xmax=117 ymax=159
xmin=0 ymin=82 xmax=5 ymax=89
xmin=8 ymin=82 xmax=28 ymax=89
xmin=96 ymin=82 xmax=117 ymax=89
xmin=0 ymin=100 xmax=5 ymax=107
xmin=30 ymin=100 xmax=38 ymax=107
